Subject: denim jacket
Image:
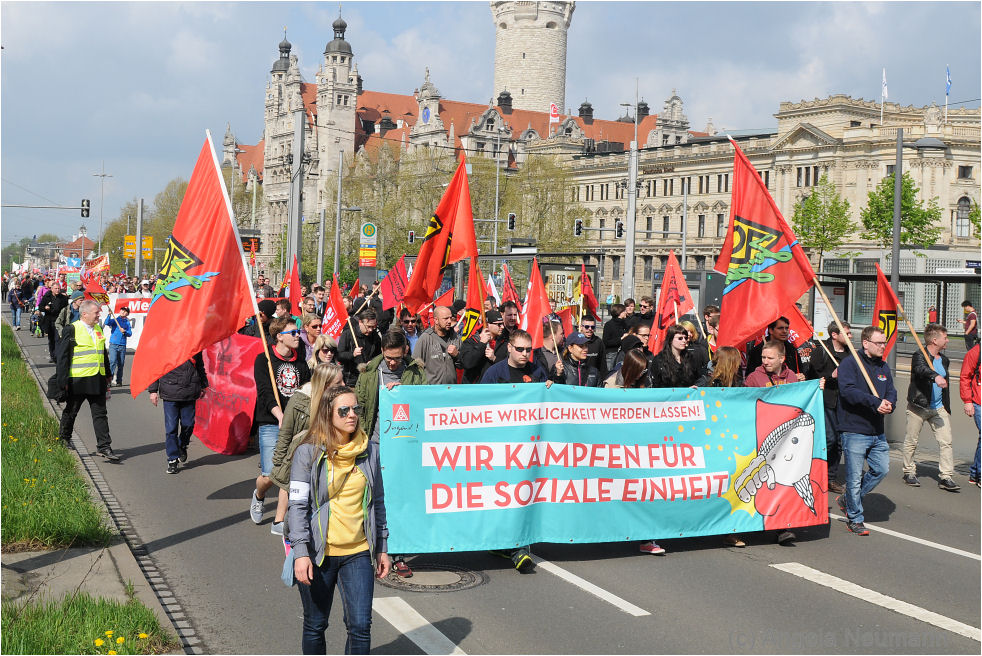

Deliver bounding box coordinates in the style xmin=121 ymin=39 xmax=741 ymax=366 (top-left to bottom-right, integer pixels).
xmin=287 ymin=436 xmax=388 ymax=565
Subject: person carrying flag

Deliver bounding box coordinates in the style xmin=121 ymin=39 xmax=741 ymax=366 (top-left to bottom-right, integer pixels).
xmin=459 ymin=309 xmax=507 ymax=383
xmin=104 ymin=306 xmax=133 ymax=387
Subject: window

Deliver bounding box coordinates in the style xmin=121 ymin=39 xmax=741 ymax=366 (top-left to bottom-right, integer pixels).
xmin=662 ymin=134 xmax=669 ymax=146
xmin=813 ymin=166 xmax=820 ymax=185
xmin=796 ymin=167 xmax=813 ymax=187
xmin=663 ymin=179 xmax=669 ymax=196
xmin=698 ymin=214 xmax=706 ymax=238
xmin=675 ymin=135 xmax=682 ymax=144
xmin=612 ymin=256 xmax=620 ymax=279
xmin=662 ymin=216 xmax=670 ymax=238
xmin=764 ymin=170 xmax=770 ymax=188
xmin=670 ymin=179 xmax=675 ymax=196
xmin=716 ymin=213 xmax=726 ymax=237
xmin=643 ymin=256 xmax=653 ymax=281
xmin=956 ymin=197 xmax=972 ymax=237
xmin=646 ymin=216 xmax=653 ymax=232
xmin=959 ymin=166 xmax=973 ymax=179
xmin=599 ymin=218 xmax=606 ymax=233
xmin=647 ymin=180 xmax=654 ymax=197
xmin=886 ymin=165 xmax=895 ymax=176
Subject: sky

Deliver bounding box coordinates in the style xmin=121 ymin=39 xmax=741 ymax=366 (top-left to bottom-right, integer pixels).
xmin=2 ymin=1 xmax=979 ymax=250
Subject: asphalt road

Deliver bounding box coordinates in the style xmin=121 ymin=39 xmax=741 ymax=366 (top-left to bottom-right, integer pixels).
xmin=14 ymin=330 xmax=981 ymax=654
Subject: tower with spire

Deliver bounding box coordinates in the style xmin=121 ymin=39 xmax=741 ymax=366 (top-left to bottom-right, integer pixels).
xmin=316 ymin=13 xmax=359 ymax=175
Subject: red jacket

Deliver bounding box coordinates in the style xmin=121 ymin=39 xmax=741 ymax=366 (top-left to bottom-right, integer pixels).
xmin=960 ymin=344 xmax=980 ymax=405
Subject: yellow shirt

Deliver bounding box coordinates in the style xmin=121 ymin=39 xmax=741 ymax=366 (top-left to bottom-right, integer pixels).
xmin=326 ymin=431 xmax=369 ymax=556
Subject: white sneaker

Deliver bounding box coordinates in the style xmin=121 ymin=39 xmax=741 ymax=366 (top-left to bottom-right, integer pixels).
xmin=270 ymin=521 xmax=284 ymax=536
xmin=249 ymin=491 xmax=264 ymax=524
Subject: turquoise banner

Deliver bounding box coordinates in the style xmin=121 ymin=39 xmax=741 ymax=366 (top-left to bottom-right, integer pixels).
xmin=379 ymin=381 xmax=827 ymax=554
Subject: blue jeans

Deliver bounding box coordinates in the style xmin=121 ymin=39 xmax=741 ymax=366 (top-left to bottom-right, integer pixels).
xmin=10 ymin=306 xmax=21 ymax=327
xmin=297 ymin=550 xmax=375 ymax=654
xmin=258 ymin=423 xmax=279 ymax=476
xmin=163 ymin=400 xmax=196 ymax=462
xmin=841 ymin=432 xmax=889 ymax=525
xmin=970 ymin=403 xmax=981 ymax=480
xmin=108 ymin=344 xmax=126 ymax=384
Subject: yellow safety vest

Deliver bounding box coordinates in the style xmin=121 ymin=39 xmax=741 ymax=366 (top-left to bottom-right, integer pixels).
xmin=70 ymin=320 xmax=106 ymax=378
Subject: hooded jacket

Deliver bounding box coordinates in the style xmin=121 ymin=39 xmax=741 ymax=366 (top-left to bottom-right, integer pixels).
xmin=355 ymin=353 xmax=427 ymax=439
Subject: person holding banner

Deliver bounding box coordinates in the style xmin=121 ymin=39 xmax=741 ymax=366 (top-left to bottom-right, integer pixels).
xmin=745 ymin=341 xmax=800 ymax=388
xmin=745 ymin=317 xmax=805 ymax=381
xmin=561 ymin=332 xmax=600 ymax=387
xmin=288 ymin=386 xmax=390 ymax=654
xmin=459 ymin=309 xmax=506 ymax=384
xmin=356 ymin=331 xmax=427 ymax=443
xmin=836 ymin=326 xmax=896 ymax=536
xmin=251 ymin=317 xmax=312 ymax=526
xmin=806 ymin=322 xmax=852 ymax=494
xmin=902 ymin=324 xmax=959 ymax=492
xmin=649 ymin=325 xmax=699 ymax=389
xmin=604 ymin=349 xmax=651 ymax=389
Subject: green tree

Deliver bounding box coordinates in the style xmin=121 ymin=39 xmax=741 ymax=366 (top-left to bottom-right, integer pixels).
xmin=790 ymin=175 xmax=854 ymax=271
xmin=969 ymin=201 xmax=981 ymax=239
xmin=860 ymin=172 xmax=943 ymax=250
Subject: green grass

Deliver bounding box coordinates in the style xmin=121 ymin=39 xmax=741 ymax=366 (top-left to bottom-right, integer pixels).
xmin=1 ymin=323 xmax=114 ymax=548
xmin=2 ymin=589 xmax=177 ymax=655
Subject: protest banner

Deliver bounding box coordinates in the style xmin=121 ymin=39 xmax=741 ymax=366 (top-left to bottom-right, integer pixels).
xmin=194 ymin=333 xmax=265 ymax=454
xmin=380 ymin=381 xmax=827 ymax=553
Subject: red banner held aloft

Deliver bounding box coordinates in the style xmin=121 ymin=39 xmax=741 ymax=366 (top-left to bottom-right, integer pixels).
xmin=322 ymin=272 xmax=349 ymax=341
xmin=194 ymin=333 xmax=265 ymax=455
xmin=874 ymin=263 xmax=901 ymax=356
xmin=713 ymin=140 xmax=816 ymax=348
xmin=287 ymin=255 xmax=302 ymax=316
xmin=580 ymin=263 xmax=599 ymax=319
xmin=501 ymin=263 xmax=521 ymax=307
xmin=520 ymin=257 xmax=552 ymax=349
xmin=650 ymin=250 xmax=694 ymax=353
xmin=380 ymin=255 xmax=409 ymax=311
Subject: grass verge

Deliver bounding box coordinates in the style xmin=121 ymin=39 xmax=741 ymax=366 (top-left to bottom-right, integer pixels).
xmin=2 ymin=585 xmax=177 ymax=655
xmin=1 ymin=322 xmax=114 ymax=549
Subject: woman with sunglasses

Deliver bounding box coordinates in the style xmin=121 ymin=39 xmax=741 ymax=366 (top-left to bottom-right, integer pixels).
xmin=649 ymin=324 xmax=699 ymax=389
xmin=250 ymin=317 xmax=312 ymax=528
xmin=288 ymin=386 xmax=390 ymax=654
xmin=300 ymin=314 xmax=324 ymax=361
xmin=308 ymin=334 xmax=339 ymax=369
xmin=269 ymin=362 xmax=344 ymax=536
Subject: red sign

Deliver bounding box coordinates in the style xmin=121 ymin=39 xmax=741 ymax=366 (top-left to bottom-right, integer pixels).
xmin=194 ymin=333 xmax=265 ymax=455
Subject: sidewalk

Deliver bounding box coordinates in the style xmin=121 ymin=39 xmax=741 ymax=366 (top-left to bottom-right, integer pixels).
xmin=2 ymin=321 xmax=182 ymax=652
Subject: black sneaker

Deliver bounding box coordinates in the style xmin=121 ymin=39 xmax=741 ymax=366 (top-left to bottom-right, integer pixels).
xmin=60 ymin=438 xmax=76 ymax=451
xmin=511 ymin=548 xmax=535 ymax=572
xmin=98 ymin=448 xmax=121 ymax=462
xmin=847 ymin=521 xmax=870 ymax=536
xmin=938 ymin=477 xmax=961 ymax=492
xmin=776 ymin=530 xmax=796 ymax=544
xmin=902 ymin=473 xmax=920 ymax=487
xmin=179 ymin=444 xmax=188 ymax=463
xmin=166 ymin=460 xmax=179 ymax=474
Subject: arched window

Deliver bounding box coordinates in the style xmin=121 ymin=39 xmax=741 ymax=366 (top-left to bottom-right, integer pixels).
xmin=956 ymin=196 xmax=972 ymax=237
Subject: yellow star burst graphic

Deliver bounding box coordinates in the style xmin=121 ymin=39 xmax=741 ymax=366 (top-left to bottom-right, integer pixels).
xmin=723 ymin=449 xmax=760 ymax=516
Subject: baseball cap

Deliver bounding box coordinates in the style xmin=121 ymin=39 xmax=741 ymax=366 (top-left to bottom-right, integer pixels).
xmin=484 ymin=310 xmax=502 ymax=324
xmin=257 ymin=300 xmax=277 ymax=317
xmin=566 ymin=331 xmax=589 ymax=345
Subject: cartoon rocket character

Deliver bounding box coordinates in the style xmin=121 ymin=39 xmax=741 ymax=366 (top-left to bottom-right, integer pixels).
xmin=734 ymin=399 xmax=828 ymax=529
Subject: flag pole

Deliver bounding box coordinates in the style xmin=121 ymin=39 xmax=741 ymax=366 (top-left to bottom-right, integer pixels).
xmin=813 ymin=282 xmax=878 ymax=395
xmin=896 ymin=299 xmax=932 ymax=365
xmin=817 ymin=338 xmax=839 ymax=366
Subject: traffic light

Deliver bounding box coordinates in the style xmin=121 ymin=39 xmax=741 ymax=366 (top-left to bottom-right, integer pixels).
xmin=615 ymin=220 xmax=624 ymax=239
xmin=408 ymin=230 xmax=415 ymax=244
xmin=507 ymin=212 xmax=516 ymax=231
xmin=573 ymin=218 xmax=583 ymax=236
xmin=81 ymin=199 xmax=90 ymax=218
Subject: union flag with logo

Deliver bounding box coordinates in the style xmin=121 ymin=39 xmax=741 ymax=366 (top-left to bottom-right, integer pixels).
xmin=873 ymin=263 xmax=900 ymax=357
xmin=130 ymin=133 xmax=257 ymax=396
xmin=713 ymin=140 xmax=816 ymax=348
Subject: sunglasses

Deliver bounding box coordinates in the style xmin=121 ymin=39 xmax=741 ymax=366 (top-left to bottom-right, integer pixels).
xmin=336 ymin=405 xmax=363 ymax=418
xmin=676 ymin=334 xmax=690 ymax=340
xmin=581 ymin=325 xmax=595 ymax=330
xmin=279 ymin=329 xmax=300 ymax=337
xmin=319 ymin=347 xmax=336 ymax=353
xmin=491 ymin=321 xmax=504 ymax=326
xmin=512 ymin=346 xmax=532 ymax=353
xmin=310 ymin=324 xmax=322 ymax=329
xmin=402 ymin=319 xmax=417 ymax=324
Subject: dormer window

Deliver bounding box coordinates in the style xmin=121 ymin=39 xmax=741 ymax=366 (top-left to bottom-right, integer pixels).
xmin=486 ymin=118 xmax=495 ymax=131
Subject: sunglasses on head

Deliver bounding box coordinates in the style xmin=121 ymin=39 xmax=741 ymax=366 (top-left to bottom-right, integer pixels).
xmin=279 ymin=329 xmax=300 ymax=337
xmin=336 ymin=404 xmax=363 ymax=418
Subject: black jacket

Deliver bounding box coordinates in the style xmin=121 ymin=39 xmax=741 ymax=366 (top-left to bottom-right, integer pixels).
xmin=807 ymin=338 xmax=847 ymax=409
xmin=602 ymin=317 xmax=628 ymax=351
xmin=39 ymin=290 xmax=69 ymax=327
xmin=337 ymin=326 xmax=382 ymax=386
xmin=649 ymin=349 xmax=698 ymax=388
xmin=148 ymin=353 xmax=208 ymax=401
xmin=908 ymin=349 xmax=951 ymax=414
xmin=584 ymin=335 xmax=607 ymax=379
xmin=561 ymin=357 xmax=600 ymax=387
xmin=459 ymin=333 xmax=507 ymax=383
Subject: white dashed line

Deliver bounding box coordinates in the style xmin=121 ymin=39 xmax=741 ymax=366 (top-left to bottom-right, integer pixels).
xmin=530 ymin=555 xmax=651 ymax=617
xmin=373 ymin=596 xmax=467 ymax=655
xmin=829 ymin=513 xmax=982 ymax=561
xmin=771 ymin=562 xmax=981 ymax=642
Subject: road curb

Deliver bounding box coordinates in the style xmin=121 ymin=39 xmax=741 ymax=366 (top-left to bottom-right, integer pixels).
xmin=7 ymin=323 xmax=201 ymax=654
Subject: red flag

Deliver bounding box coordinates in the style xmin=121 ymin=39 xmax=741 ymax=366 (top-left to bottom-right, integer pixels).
xmin=433 ymin=286 xmax=455 ymax=311
xmin=520 ymin=257 xmax=552 ymax=349
xmin=460 ymin=257 xmax=485 ymax=340
xmin=194 ymin=334 xmax=265 ymax=454
xmin=650 ymin=251 xmax=695 ymax=353
xmin=403 ymin=155 xmax=478 ymax=312
xmin=322 ymin=273 xmax=350 ymax=340
xmin=380 ymin=255 xmax=409 ymax=311
xmin=82 ymin=278 xmax=111 ymax=306
xmin=421 ymin=287 xmax=455 ymax=330
xmin=130 ymin=134 xmax=257 ymax=396
xmin=287 ymin=255 xmax=302 ymax=316
xmin=501 ymin=263 xmax=521 ymax=307
xmin=873 ymin=263 xmax=900 ymax=356
xmin=348 ymin=281 xmax=361 ymax=302
xmin=556 ymin=306 xmax=575 ymax=337
xmin=580 ymin=263 xmax=599 ymax=318
xmin=786 ymin=304 xmax=814 ymax=348
xmin=713 ymin=140 xmax=815 ymax=348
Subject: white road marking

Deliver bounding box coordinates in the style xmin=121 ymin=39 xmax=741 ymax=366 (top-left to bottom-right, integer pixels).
xmin=529 ymin=555 xmax=650 ymax=617
xmin=829 ymin=513 xmax=982 ymax=561
xmin=373 ymin=597 xmax=466 ymax=655
xmin=772 ymin=562 xmax=981 ymax=642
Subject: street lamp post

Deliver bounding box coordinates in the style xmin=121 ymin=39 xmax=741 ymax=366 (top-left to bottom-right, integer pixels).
xmin=619 ymin=87 xmax=639 ymax=300
xmin=93 ymin=162 xmax=112 ymax=255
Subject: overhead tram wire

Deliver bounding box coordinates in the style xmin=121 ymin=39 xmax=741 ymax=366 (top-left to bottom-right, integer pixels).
xmin=1 ymin=178 xmax=62 ymax=206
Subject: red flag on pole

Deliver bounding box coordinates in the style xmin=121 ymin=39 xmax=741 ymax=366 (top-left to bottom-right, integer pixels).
xmin=650 ymin=250 xmax=694 ymax=353
xmin=556 ymin=306 xmax=575 ymax=337
xmin=380 ymin=255 xmax=409 ymax=311
xmin=520 ymin=257 xmax=552 ymax=349
xmin=786 ymin=303 xmax=815 ymax=348
xmin=460 ymin=257 xmax=485 ymax=340
xmin=287 ymin=255 xmax=302 ymax=315
xmin=130 ymin=133 xmax=257 ymax=396
xmin=403 ymin=154 xmax=478 ymax=312
xmin=713 ymin=139 xmax=816 ymax=348
xmin=580 ymin=263 xmax=599 ymax=318
xmin=873 ymin=263 xmax=901 ymax=356
xmin=421 ymin=287 xmax=455 ymax=329
xmin=322 ymin=273 xmax=350 ymax=340
xmin=501 ymin=263 xmax=521 ymax=307
xmin=348 ymin=280 xmax=361 ymax=302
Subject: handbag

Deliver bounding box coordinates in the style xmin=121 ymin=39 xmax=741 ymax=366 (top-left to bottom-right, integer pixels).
xmin=46 ymin=373 xmax=67 ymax=403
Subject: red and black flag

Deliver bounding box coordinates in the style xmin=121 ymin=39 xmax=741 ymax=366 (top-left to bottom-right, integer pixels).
xmin=873 ymin=263 xmax=900 ymax=356
xmin=380 ymin=254 xmax=409 ymax=311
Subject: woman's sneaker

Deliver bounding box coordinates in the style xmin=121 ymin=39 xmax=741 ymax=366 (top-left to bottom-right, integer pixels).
xmin=639 ymin=541 xmax=666 ymax=555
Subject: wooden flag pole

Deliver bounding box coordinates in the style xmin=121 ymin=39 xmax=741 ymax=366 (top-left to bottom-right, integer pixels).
xmin=347 ymin=320 xmax=361 ymax=350
xmin=817 ymin=338 xmax=839 ymax=366
xmin=896 ymin=299 xmax=932 ymax=365
xmin=813 ymin=283 xmax=878 ymax=396
xmin=255 ymin=316 xmax=283 ymax=409
xmin=673 ymin=301 xmax=679 ymax=326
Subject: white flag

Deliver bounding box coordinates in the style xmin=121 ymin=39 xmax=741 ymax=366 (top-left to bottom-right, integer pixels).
xmin=487 ymin=274 xmax=501 ymax=306
xmin=881 ymin=68 xmax=888 ymax=100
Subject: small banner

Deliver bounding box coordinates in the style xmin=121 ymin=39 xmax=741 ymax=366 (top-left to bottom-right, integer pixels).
xmin=379 ymin=381 xmax=827 ymax=553
xmin=194 ymin=333 xmax=265 ymax=455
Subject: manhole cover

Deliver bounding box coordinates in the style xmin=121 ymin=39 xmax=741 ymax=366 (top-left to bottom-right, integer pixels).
xmin=377 ymin=563 xmax=488 ymax=593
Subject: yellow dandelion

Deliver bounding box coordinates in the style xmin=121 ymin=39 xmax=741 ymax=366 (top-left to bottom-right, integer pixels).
xmin=138 ymin=633 xmax=149 ymax=639
xmin=94 ymin=638 xmax=105 ymax=647
xmin=116 ymin=636 xmax=125 ymax=644
xmin=108 ymin=651 xmax=117 ymax=655
xmin=105 ymin=630 xmax=114 ymax=637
